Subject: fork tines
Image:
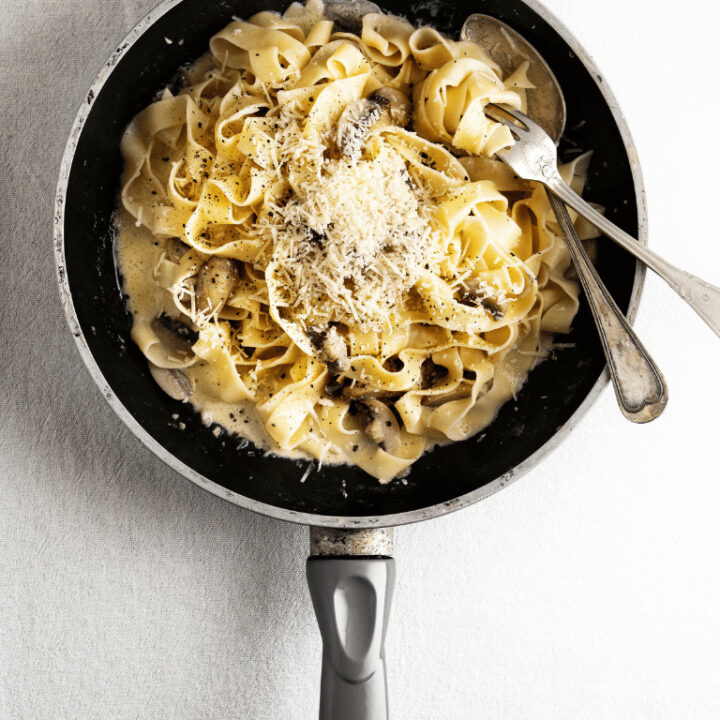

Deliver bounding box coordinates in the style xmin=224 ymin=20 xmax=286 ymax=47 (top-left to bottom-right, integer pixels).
xmin=484 ymin=103 xmax=533 ymax=137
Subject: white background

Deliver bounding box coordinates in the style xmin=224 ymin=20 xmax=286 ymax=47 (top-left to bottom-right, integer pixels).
xmin=1 ymin=1 xmax=719 ymax=718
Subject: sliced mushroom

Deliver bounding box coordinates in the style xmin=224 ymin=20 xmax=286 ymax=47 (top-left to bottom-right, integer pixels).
xmin=164 ymin=238 xmax=188 ymax=263
xmin=369 ymin=87 xmax=412 ymax=128
xmin=308 ymin=325 xmax=349 ymax=372
xmin=480 ymin=297 xmax=505 ymax=321
xmin=196 ymin=257 xmax=240 ymax=315
xmin=336 ymin=99 xmax=382 ymax=161
xmin=148 ymin=362 xmax=194 ymax=401
xmin=458 ymin=279 xmax=507 ymax=321
xmin=350 ymin=398 xmax=402 ymax=454
xmin=152 ymin=313 xmax=199 ymax=357
xmin=336 ymin=89 xmax=413 ymax=160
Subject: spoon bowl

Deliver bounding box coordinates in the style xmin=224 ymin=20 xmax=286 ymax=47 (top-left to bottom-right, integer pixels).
xmin=462 ymin=13 xmax=566 ymax=143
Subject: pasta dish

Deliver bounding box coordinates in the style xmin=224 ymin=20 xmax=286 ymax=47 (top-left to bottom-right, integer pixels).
xmin=116 ymin=0 xmax=594 ymax=482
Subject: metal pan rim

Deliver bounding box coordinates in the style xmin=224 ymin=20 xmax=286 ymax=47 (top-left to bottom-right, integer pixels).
xmin=54 ymin=0 xmax=647 ymax=529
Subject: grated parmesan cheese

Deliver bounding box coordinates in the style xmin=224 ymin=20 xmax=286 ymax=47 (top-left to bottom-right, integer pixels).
xmin=259 ymin=130 xmax=431 ymax=332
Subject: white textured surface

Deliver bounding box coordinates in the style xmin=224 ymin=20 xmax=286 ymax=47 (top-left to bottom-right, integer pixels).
xmin=1 ymin=0 xmax=719 ymax=717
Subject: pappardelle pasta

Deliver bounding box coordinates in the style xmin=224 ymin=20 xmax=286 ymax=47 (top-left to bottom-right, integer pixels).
xmin=117 ymin=0 xmax=596 ymax=482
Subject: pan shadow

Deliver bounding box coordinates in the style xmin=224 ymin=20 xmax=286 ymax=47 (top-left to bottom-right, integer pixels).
xmin=0 ymin=2 xmax=319 ymax=717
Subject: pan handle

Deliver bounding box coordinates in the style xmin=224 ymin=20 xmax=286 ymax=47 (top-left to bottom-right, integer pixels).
xmin=307 ymin=528 xmax=395 ymax=720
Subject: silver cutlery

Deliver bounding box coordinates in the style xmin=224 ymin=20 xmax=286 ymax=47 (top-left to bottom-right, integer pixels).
xmin=485 ymin=101 xmax=720 ymax=339
xmin=463 ymin=14 xmax=668 ymax=421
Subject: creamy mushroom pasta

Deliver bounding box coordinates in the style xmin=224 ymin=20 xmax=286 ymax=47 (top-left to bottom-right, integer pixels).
xmin=116 ymin=0 xmax=595 ymax=482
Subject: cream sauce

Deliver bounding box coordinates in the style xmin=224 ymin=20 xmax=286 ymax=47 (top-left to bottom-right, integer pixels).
xmin=115 ymin=211 xmax=314 ymax=462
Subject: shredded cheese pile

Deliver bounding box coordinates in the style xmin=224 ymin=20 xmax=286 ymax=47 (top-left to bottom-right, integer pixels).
xmin=270 ymin=144 xmax=431 ymax=332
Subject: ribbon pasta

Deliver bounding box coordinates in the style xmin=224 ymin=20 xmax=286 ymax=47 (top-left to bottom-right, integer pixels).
xmin=117 ymin=0 xmax=592 ymax=483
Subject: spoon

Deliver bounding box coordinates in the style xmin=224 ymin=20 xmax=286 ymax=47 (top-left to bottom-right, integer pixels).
xmin=462 ymin=14 xmax=668 ymax=422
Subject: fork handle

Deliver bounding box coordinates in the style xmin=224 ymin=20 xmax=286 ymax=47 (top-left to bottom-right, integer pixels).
xmin=548 ymin=176 xmax=720 ymax=337
xmin=547 ymin=190 xmax=667 ymax=422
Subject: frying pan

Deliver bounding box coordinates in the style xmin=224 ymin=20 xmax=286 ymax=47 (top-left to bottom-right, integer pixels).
xmin=54 ymin=0 xmax=647 ymax=716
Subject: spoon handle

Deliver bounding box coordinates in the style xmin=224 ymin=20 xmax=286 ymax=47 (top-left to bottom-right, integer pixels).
xmin=546 ymin=190 xmax=668 ymax=422
xmin=548 ymin=176 xmax=720 ymax=337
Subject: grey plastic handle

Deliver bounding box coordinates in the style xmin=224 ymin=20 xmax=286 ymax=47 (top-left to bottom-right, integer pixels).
xmin=307 ymin=557 xmax=395 ymax=720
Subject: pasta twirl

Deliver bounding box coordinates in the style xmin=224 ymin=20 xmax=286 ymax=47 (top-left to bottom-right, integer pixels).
xmin=116 ymin=0 xmax=594 ymax=483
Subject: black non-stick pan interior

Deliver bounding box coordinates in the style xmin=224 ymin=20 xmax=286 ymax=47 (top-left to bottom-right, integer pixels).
xmin=61 ymin=0 xmax=641 ymax=518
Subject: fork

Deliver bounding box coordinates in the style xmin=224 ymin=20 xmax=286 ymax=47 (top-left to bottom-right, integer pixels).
xmin=485 ymin=104 xmax=720 ymax=338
